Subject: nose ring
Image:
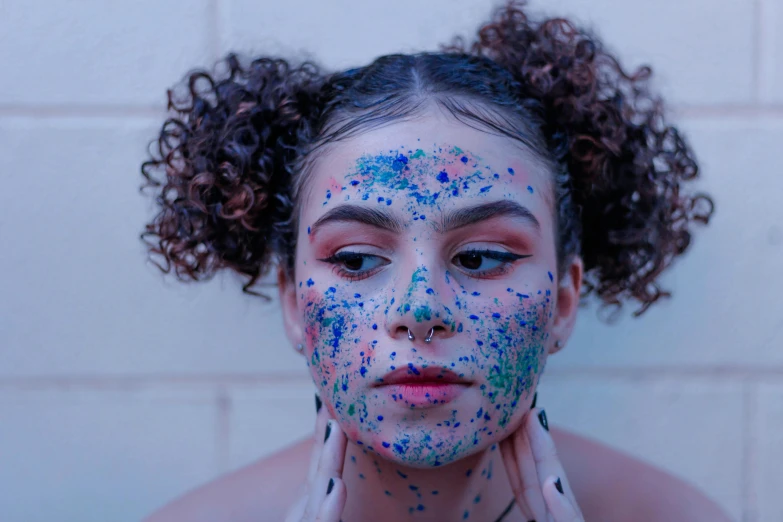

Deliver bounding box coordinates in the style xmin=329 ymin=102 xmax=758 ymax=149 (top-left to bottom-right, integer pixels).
xmin=408 ymin=327 xmax=435 ymax=343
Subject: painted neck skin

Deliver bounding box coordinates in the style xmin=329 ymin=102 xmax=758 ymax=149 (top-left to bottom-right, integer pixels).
xmin=342 ymin=439 xmax=519 ymax=521
xmin=283 ymin=110 xmax=569 ymax=521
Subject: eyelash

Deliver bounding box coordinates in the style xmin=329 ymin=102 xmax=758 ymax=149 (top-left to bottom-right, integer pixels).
xmin=317 ymin=249 xmax=531 ymax=282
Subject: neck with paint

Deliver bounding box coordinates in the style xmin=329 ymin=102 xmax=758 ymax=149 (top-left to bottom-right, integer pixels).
xmin=338 ymin=438 xmax=516 ymax=521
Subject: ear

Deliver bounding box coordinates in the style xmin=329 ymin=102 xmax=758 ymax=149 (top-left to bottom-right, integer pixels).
xmin=548 ymin=256 xmax=583 ymax=356
xmin=277 ymin=265 xmax=306 ymax=355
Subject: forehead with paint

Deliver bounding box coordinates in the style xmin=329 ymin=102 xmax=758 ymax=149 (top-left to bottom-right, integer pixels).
xmin=301 ymin=115 xmax=556 ymax=243
xmin=292 ymin=114 xmax=560 ymax=467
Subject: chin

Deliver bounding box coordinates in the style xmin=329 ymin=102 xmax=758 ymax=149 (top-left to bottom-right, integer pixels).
xmin=349 ymin=422 xmax=504 ymax=469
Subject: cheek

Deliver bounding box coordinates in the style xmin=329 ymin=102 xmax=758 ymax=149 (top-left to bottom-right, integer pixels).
xmin=462 ymin=287 xmax=553 ymax=401
xmin=300 ymin=286 xmax=380 ymax=425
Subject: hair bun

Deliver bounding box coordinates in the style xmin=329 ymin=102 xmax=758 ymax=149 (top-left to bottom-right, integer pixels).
xmin=140 ymin=54 xmax=326 ymax=297
xmin=464 ymin=0 xmax=715 ymax=316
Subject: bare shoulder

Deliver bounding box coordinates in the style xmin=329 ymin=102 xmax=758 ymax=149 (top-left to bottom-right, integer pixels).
xmin=143 ymin=436 xmax=312 ymax=522
xmin=143 ymin=426 xmax=734 ymax=522
xmin=553 ymin=427 xmax=735 ymax=522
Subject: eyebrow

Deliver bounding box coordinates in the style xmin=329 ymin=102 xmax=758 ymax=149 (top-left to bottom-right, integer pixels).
xmin=309 ymin=199 xmax=540 ymax=236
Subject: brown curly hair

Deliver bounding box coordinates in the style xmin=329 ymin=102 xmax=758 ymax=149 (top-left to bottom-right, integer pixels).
xmin=140 ymin=0 xmax=714 ymax=318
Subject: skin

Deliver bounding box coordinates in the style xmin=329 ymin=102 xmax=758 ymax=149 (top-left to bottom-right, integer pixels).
xmin=278 ymin=106 xmax=583 ymax=521
xmin=141 ymin=112 xmax=736 ymax=522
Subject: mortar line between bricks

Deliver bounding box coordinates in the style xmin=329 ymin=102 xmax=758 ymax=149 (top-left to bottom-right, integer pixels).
xmin=215 ymin=385 xmax=232 ymax=475
xmin=741 ymin=381 xmax=759 ymax=522
xmin=3 ymin=367 xmax=783 ymax=389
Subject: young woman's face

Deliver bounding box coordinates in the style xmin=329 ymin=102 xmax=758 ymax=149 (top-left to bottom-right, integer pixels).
xmin=290 ymin=113 xmax=559 ymax=468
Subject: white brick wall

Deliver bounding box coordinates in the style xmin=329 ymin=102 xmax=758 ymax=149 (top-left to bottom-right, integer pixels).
xmin=0 ymin=0 xmax=780 ymax=520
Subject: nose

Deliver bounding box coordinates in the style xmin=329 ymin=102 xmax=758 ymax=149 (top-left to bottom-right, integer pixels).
xmin=401 ymin=322 xmax=450 ymax=344
xmin=387 ymin=265 xmax=457 ymax=344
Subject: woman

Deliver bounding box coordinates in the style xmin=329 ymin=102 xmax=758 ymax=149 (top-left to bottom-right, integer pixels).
xmin=139 ymin=1 xmax=731 ymax=520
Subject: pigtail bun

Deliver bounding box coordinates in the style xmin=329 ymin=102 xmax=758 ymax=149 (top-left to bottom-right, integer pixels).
xmin=140 ymin=54 xmax=326 ymax=297
xmin=457 ymin=0 xmax=714 ymax=316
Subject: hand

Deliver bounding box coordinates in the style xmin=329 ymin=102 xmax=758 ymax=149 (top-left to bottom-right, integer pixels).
xmin=500 ymin=406 xmax=585 ymax=522
xmin=284 ymin=395 xmax=348 ymax=522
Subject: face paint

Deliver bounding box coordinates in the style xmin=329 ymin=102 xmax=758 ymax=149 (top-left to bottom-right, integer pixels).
xmin=298 ymin=134 xmax=556 ymax=469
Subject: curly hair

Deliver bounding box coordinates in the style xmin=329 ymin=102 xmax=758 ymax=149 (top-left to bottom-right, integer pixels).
xmin=140 ymin=0 xmax=714 ymax=318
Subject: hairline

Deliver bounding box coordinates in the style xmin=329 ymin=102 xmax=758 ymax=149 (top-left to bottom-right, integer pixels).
xmin=282 ymin=96 xmax=558 ymax=280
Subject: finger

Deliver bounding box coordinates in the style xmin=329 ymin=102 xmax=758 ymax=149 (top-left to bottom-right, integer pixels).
xmin=307 ymin=393 xmax=330 ymax=486
xmin=314 ymin=478 xmax=347 ymax=522
xmin=542 ymin=476 xmax=583 ymax=522
xmin=512 ymin=413 xmax=549 ymax=522
xmin=306 ymin=419 xmax=348 ymax=518
xmin=282 ymin=492 xmax=307 ymax=522
xmin=317 ymin=420 xmax=348 ymax=477
xmin=526 ymin=408 xmax=583 ymax=519
xmin=499 ymin=438 xmax=534 ymax=521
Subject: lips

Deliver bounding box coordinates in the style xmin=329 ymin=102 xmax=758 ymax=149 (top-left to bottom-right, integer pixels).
xmin=375 ymin=364 xmax=471 ymax=386
xmin=375 ymin=364 xmax=472 ymax=407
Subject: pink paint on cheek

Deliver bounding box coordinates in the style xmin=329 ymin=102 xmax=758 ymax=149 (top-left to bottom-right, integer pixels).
xmin=362 ymin=340 xmax=376 ymax=363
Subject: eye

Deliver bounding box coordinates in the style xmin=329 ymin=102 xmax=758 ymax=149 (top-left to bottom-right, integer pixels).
xmin=317 ymin=251 xmax=389 ymax=281
xmin=452 ymin=249 xmax=531 ymax=278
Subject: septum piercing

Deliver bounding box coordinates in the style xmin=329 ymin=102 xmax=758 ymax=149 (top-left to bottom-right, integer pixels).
xmin=408 ymin=327 xmax=435 ymax=343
